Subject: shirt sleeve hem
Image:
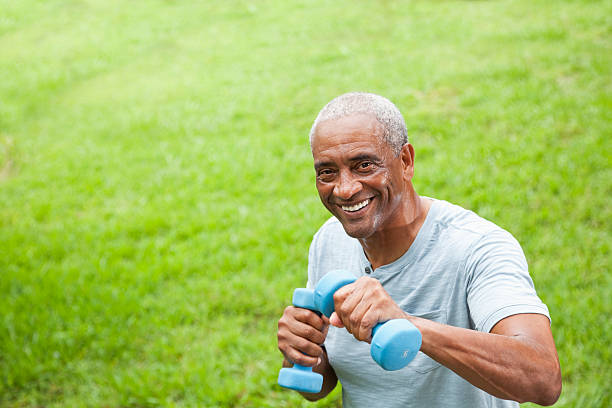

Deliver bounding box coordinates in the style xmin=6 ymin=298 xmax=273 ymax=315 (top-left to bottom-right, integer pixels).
xmin=479 ymin=304 xmax=551 ymax=333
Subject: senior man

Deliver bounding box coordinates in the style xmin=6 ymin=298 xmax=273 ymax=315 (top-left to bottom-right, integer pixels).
xmin=277 ymin=92 xmax=561 ymax=407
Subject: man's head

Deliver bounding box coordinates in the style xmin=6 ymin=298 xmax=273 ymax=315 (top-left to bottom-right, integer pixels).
xmin=310 ymin=93 xmax=416 ymax=239
xmin=309 ymin=92 xmax=408 ymax=156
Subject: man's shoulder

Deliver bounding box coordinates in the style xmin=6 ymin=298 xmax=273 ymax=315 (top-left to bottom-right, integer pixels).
xmin=431 ymin=198 xmax=506 ymax=239
xmin=429 ymin=199 xmax=524 ymax=267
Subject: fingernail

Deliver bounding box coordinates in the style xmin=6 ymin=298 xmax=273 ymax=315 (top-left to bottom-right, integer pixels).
xmin=317 ymin=357 xmax=321 ymax=366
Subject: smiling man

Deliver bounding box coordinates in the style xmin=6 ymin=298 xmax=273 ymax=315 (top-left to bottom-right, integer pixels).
xmin=277 ymin=92 xmax=561 ymax=407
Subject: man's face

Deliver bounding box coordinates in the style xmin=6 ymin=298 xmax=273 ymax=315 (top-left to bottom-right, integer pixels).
xmin=311 ymin=113 xmax=409 ymax=239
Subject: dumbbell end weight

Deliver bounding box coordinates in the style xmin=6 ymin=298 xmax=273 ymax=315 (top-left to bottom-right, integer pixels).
xmin=314 ymin=270 xmax=358 ymax=317
xmin=370 ymin=319 xmax=422 ymax=371
xmin=278 ymin=364 xmax=324 ymax=393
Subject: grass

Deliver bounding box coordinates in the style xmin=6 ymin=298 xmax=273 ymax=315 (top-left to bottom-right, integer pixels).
xmin=0 ymin=0 xmax=610 ymax=406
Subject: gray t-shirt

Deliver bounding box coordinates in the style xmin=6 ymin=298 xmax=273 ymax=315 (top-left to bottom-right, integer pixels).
xmin=307 ymin=198 xmax=550 ymax=408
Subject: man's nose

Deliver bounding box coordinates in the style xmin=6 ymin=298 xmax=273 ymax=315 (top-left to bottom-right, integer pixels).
xmin=334 ymin=171 xmax=362 ymax=200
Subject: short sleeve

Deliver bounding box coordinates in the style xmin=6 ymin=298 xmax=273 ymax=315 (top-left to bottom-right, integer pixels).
xmin=306 ymin=234 xmax=318 ymax=290
xmin=466 ymin=229 xmax=550 ymax=333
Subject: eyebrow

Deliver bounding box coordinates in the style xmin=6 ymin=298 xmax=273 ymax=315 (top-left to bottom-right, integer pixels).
xmin=314 ymin=160 xmax=335 ymax=170
xmin=350 ymin=153 xmax=381 ymax=163
xmin=314 ymin=153 xmax=382 ymax=170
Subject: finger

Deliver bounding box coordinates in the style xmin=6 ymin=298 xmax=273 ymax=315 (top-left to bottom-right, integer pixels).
xmin=346 ymin=300 xmax=371 ymax=341
xmin=336 ymin=286 xmax=366 ymax=333
xmin=293 ymin=330 xmax=325 ymax=357
xmin=320 ymin=314 xmax=331 ymax=337
xmin=292 ymin=307 xmax=326 ymax=331
xmin=349 ymin=283 xmax=385 ymax=339
xmin=347 ymin=289 xmax=375 ymax=334
xmin=355 ymin=304 xmax=380 ymax=343
xmin=283 ymin=346 xmax=320 ymax=366
xmin=331 ymin=283 xmax=354 ymax=320
xmin=281 ymin=333 xmax=325 ymax=366
xmin=330 ymin=312 xmax=344 ymax=328
xmin=290 ymin=319 xmax=327 ymax=345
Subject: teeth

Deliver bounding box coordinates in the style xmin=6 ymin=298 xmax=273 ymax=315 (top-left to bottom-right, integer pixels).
xmin=342 ymin=199 xmax=369 ymax=212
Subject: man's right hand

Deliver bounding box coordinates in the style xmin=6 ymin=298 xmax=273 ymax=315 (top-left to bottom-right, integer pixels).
xmin=277 ymin=306 xmax=330 ymax=366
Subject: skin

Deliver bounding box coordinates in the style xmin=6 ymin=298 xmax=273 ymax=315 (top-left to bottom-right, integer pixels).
xmin=277 ymin=113 xmax=562 ymax=404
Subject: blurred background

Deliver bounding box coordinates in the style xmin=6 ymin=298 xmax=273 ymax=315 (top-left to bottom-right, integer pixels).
xmin=1 ymin=0 xmax=610 ymax=407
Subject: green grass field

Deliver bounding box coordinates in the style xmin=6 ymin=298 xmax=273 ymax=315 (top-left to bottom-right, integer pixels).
xmin=1 ymin=0 xmax=610 ymax=406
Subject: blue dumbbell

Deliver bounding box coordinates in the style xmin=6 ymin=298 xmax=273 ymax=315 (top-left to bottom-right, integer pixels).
xmin=314 ymin=270 xmax=422 ymax=371
xmin=277 ymin=288 xmax=324 ymax=393
xmin=278 ymin=270 xmax=422 ymax=392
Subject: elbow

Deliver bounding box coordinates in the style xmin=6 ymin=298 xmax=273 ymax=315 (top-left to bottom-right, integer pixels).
xmin=301 ymin=387 xmax=333 ymax=402
xmin=302 ymin=392 xmax=323 ymax=402
xmin=534 ymin=387 xmax=561 ymax=406
xmin=531 ymin=363 xmax=562 ymax=406
xmin=538 ymin=376 xmax=562 ymax=406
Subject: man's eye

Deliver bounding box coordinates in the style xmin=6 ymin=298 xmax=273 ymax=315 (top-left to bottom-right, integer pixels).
xmin=359 ymin=162 xmax=373 ymax=169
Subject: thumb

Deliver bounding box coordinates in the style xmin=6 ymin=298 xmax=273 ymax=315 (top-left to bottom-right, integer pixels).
xmin=330 ymin=312 xmax=344 ymax=328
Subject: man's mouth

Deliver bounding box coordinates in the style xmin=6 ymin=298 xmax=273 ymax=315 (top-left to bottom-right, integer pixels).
xmin=341 ymin=199 xmax=370 ymax=212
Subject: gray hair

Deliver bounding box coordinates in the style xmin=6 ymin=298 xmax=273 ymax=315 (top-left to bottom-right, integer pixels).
xmin=309 ymin=92 xmax=408 ymax=155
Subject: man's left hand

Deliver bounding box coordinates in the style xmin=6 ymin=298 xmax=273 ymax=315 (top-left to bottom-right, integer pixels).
xmin=330 ymin=276 xmax=408 ymax=342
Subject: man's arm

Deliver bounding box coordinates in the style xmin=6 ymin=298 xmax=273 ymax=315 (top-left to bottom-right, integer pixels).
xmin=414 ymin=313 xmax=561 ymax=405
xmin=331 ymin=277 xmax=562 ymax=406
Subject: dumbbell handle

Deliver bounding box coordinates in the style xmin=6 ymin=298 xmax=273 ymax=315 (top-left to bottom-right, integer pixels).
xmin=277 ymin=288 xmax=324 ymax=393
xmin=290 ymin=287 xmax=321 ymax=367
xmin=279 ymin=271 xmax=422 ymax=393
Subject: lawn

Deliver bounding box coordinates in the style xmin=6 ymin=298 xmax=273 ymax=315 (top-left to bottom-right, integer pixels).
xmin=0 ymin=0 xmax=610 ymax=407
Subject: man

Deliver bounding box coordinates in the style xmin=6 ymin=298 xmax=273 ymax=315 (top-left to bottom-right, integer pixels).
xmin=277 ymin=92 xmax=562 ymax=407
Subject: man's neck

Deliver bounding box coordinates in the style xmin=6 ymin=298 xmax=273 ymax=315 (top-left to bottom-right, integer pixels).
xmin=359 ymin=194 xmax=432 ymax=270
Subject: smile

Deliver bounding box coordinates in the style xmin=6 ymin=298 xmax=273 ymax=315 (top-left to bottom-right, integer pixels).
xmin=341 ymin=199 xmax=370 ymax=212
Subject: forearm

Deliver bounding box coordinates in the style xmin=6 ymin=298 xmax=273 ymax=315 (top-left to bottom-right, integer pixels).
xmin=282 ymin=349 xmax=337 ymax=401
xmin=412 ymin=316 xmax=561 ymax=405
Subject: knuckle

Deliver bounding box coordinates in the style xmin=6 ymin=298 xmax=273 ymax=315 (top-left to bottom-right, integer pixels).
xmin=369 ymin=278 xmax=382 ymax=290
xmin=360 ymin=320 xmax=372 ymax=334
xmin=334 ymin=286 xmax=349 ymax=300
xmin=278 ymin=341 xmax=291 ymax=357
xmin=311 ymin=318 xmax=324 ymax=331
xmin=338 ymin=302 xmax=351 ymax=315
xmin=359 ymin=276 xmax=375 ymax=285
xmin=297 ymin=308 xmax=315 ymax=321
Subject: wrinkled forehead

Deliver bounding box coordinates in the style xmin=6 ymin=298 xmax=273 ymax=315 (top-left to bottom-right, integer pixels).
xmin=310 ymin=113 xmax=386 ymax=149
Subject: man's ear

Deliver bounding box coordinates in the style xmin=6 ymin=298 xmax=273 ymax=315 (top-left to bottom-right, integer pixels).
xmin=400 ymin=143 xmax=415 ymax=181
